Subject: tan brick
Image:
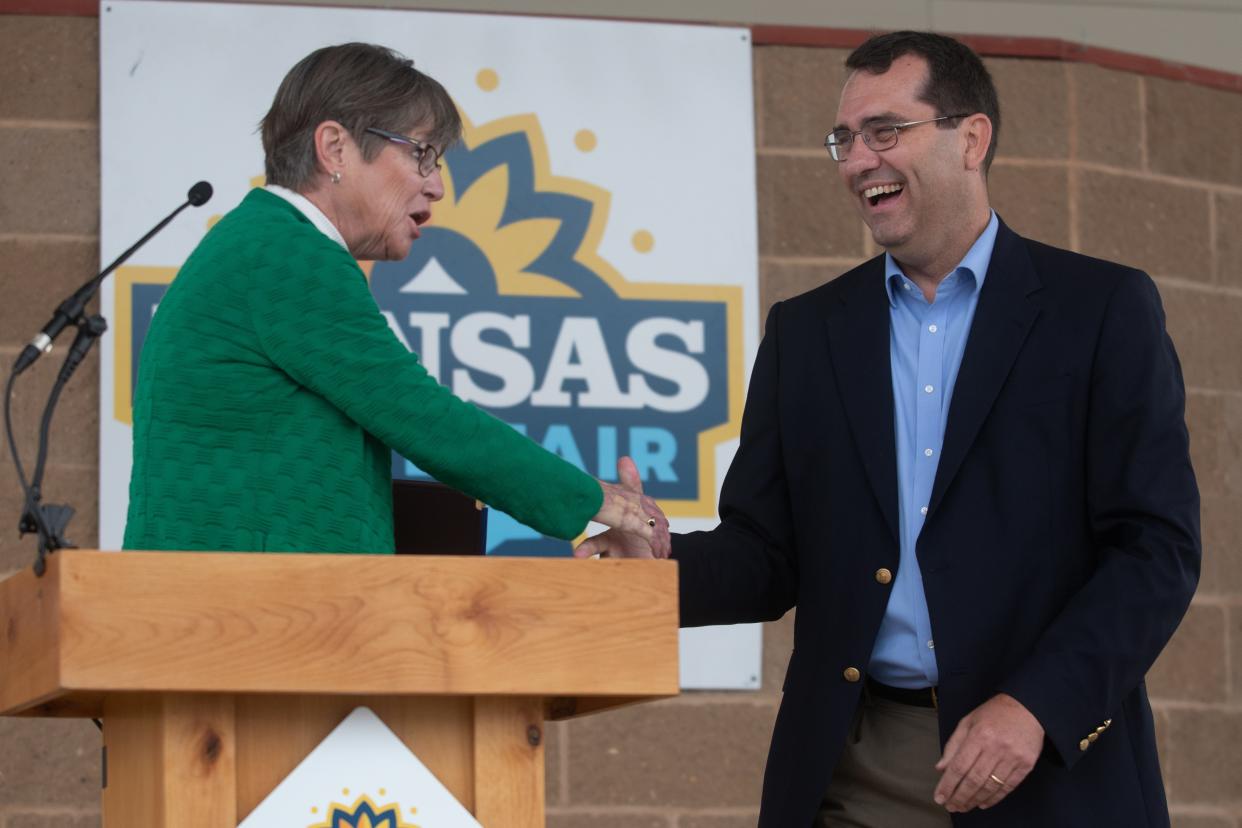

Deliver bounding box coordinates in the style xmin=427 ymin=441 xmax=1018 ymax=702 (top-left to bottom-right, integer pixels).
xmin=1162 ymin=286 xmax=1242 ymax=392
xmin=545 ymin=719 xmax=567 ymax=807
xmin=0 ymin=717 xmax=101 ymax=808
xmin=0 ymin=16 xmax=98 ymax=122
xmin=0 ymin=127 xmax=100 ymax=235
xmin=1069 ymin=63 xmax=1142 ymax=169
xmin=1077 ymin=171 xmax=1210 ymax=281
xmin=759 ymin=261 xmax=843 ymax=322
xmin=1169 ymin=814 xmax=1235 ymax=828
xmin=566 ymin=700 xmax=773 ymax=807
xmin=757 ymin=46 xmax=850 ymax=151
xmin=1232 ymin=606 xmax=1242 ymax=703
xmin=7 ymin=814 xmax=100 ymax=828
xmin=1147 ymin=78 xmax=1242 ymax=188
xmin=1215 ymin=192 xmax=1242 ymax=289
xmin=681 ymin=816 xmax=760 ymax=828
xmin=757 ymin=155 xmax=864 ymax=259
xmin=761 ymin=610 xmax=794 ymax=694
xmin=988 ymin=163 xmax=1071 ymax=249
xmin=547 ymin=814 xmax=668 ymax=828
xmin=1186 ymin=392 xmax=1242 ymax=501
xmin=986 ymin=58 xmax=1069 ymax=161
xmin=1199 ymin=494 xmax=1242 ymax=597
xmin=1162 ymin=707 xmax=1242 ymax=804
xmin=1147 ymin=603 xmax=1227 ymax=703
xmin=0 ymin=238 xmax=101 ymax=351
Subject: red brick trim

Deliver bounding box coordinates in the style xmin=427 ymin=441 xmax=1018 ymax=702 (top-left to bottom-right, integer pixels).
xmin=751 ymin=24 xmax=1242 ymax=95
xmin=0 ymin=0 xmax=95 ymax=13
xmin=4 ymin=2 xmax=1239 ymax=95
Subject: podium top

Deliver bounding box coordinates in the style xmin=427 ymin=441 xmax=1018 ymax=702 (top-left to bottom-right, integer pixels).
xmin=0 ymin=550 xmax=679 ymax=717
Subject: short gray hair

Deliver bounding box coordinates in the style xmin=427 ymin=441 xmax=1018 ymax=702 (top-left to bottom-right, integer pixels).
xmin=260 ymin=42 xmax=462 ymax=190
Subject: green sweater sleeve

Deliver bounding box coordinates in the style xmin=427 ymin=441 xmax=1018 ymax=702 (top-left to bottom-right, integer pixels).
xmin=243 ymin=203 xmax=602 ymax=540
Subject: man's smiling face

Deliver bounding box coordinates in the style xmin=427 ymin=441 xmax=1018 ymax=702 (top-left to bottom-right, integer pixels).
xmin=834 ymin=55 xmax=974 ymax=270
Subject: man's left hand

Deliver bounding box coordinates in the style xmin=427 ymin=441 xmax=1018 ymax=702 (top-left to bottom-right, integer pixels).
xmin=933 ymin=693 xmax=1044 ymax=813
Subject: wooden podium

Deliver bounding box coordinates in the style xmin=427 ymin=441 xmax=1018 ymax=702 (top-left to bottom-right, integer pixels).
xmin=0 ymin=549 xmax=679 ymax=826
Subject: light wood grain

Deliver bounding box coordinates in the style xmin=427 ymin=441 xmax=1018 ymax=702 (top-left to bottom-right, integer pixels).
xmin=0 ymin=550 xmax=681 ymax=827
xmin=101 ymin=694 xmax=161 ymax=827
xmin=0 ymin=557 xmax=62 ymax=713
xmin=47 ymin=551 xmax=677 ymax=700
xmin=164 ymin=694 xmax=237 ymax=826
xmin=101 ymin=694 xmax=238 ymax=827
xmin=474 ymin=697 xmax=545 ymax=828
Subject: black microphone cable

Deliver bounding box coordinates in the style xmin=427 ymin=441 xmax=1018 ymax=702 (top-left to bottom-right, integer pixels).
xmin=4 ymin=371 xmax=51 ymax=553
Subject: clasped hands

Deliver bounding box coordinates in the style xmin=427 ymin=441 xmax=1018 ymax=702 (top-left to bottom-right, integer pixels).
xmin=578 ymin=456 xmax=667 ymax=559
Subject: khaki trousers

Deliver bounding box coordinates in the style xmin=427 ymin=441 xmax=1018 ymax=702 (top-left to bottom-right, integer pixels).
xmin=816 ymin=693 xmax=953 ymax=828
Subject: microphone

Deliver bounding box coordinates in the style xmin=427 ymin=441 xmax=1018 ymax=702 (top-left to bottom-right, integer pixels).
xmin=188 ymin=180 xmax=213 ymax=206
xmin=12 ymin=181 xmax=213 ymax=375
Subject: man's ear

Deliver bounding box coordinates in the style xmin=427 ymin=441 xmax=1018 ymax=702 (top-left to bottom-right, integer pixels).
xmin=312 ymin=120 xmax=350 ymax=178
xmin=962 ymin=113 xmax=993 ymax=173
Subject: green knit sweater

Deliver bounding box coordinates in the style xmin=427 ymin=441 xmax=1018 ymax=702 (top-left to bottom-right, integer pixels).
xmin=123 ymin=188 xmax=601 ymax=553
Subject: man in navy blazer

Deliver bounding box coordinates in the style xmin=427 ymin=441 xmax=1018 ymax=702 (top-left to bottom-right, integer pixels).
xmin=580 ymin=31 xmax=1199 ymax=827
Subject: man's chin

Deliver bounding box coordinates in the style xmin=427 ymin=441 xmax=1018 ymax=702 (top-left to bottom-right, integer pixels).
xmin=867 ymin=220 xmax=913 ymax=253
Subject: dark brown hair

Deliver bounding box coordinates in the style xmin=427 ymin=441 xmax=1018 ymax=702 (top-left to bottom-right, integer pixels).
xmin=260 ymin=42 xmax=462 ymax=189
xmin=846 ymin=31 xmax=1000 ymax=173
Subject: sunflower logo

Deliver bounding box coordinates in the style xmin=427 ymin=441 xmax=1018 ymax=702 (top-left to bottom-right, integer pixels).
xmin=307 ymin=792 xmax=420 ymax=828
xmin=372 ymin=110 xmax=742 ymax=555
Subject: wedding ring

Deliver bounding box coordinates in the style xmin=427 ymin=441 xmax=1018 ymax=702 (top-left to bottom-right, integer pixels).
xmin=988 ymin=773 xmax=1006 ymax=787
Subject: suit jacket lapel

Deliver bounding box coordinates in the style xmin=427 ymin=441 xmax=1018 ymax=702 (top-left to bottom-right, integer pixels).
xmin=928 ymin=220 xmax=1043 ymax=515
xmin=825 ymin=258 xmax=900 ymax=545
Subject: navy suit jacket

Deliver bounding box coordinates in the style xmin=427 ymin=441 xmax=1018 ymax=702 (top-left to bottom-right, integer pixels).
xmin=673 ymin=219 xmax=1200 ymax=827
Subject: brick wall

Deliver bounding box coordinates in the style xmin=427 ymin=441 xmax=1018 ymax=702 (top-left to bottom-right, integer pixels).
xmin=1 ymin=14 xmax=1239 ymax=827
xmin=0 ymin=14 xmax=103 ymax=828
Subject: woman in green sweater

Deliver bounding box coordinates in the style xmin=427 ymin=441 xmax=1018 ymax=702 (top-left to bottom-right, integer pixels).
xmin=123 ymin=43 xmax=669 ymax=556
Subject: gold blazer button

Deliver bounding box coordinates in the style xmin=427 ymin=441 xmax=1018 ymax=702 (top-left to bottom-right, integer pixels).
xmin=843 ymin=666 xmax=861 ymax=683
xmin=875 ymin=568 xmax=893 ymax=584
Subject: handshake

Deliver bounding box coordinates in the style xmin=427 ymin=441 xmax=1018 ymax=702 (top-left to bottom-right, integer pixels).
xmin=577 ymin=456 xmax=670 ymax=560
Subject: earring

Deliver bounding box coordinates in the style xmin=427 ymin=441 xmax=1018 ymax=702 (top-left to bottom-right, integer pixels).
xmin=331 ymin=171 xmax=342 ymax=184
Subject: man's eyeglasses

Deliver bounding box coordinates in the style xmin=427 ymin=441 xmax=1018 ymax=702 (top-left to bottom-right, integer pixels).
xmin=824 ymin=114 xmax=969 ymax=162
xmin=365 ymin=127 xmax=442 ymax=177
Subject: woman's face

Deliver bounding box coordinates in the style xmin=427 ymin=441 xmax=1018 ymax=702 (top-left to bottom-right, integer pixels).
xmin=335 ymin=129 xmax=445 ymax=261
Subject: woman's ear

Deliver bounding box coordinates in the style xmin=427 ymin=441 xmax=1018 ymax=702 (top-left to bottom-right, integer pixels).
xmin=312 ymin=120 xmax=350 ymax=180
xmin=962 ymin=113 xmax=993 ymax=173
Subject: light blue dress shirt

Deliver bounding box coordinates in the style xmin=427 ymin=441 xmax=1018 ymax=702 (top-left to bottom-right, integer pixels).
xmin=867 ymin=211 xmax=999 ymax=689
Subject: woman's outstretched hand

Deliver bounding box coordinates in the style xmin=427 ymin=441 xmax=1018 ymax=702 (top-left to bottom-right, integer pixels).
xmin=576 ymin=456 xmax=669 ymax=558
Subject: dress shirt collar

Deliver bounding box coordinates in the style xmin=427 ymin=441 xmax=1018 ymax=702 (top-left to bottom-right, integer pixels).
xmin=264 ymin=184 xmax=349 ymax=251
xmin=884 ymin=210 xmax=999 ymax=307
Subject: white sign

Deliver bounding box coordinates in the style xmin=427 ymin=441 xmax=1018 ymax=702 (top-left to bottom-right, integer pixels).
xmin=238 ymin=707 xmax=481 ymax=828
xmin=99 ymin=0 xmax=762 ymax=689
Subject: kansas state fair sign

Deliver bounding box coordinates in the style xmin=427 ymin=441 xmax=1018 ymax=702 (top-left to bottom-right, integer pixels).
xmin=99 ymin=2 xmax=761 ymax=688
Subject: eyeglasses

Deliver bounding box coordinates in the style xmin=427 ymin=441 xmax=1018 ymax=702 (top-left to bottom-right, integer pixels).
xmin=824 ymin=114 xmax=969 ymax=162
xmin=365 ymin=127 xmax=442 ymax=176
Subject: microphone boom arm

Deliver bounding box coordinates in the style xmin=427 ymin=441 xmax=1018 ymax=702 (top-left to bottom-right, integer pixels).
xmin=12 ymin=180 xmax=213 ymax=375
